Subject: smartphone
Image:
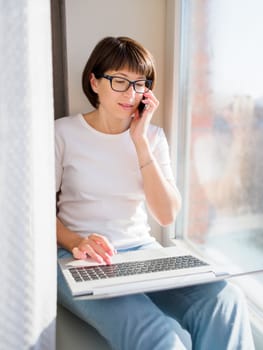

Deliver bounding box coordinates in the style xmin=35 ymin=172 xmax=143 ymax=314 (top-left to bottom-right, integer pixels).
xmin=138 ymin=101 xmax=145 ymax=117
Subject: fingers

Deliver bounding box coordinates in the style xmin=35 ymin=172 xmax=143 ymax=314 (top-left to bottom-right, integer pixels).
xmin=141 ymin=91 xmax=159 ymax=114
xmin=89 ymin=233 xmax=115 ymax=255
xmin=72 ymin=234 xmax=116 ymax=264
xmin=72 ymin=247 xmax=87 ymax=260
xmin=130 ymin=92 xmax=159 ymax=142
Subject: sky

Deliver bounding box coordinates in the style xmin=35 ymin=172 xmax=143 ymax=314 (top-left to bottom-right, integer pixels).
xmin=208 ymin=0 xmax=263 ymax=98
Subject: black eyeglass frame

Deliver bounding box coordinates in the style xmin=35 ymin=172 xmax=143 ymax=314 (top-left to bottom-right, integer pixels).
xmin=95 ymin=73 xmax=152 ymax=94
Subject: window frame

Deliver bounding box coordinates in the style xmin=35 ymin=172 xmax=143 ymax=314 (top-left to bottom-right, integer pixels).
xmin=162 ymin=1 xmax=263 ymax=346
xmin=162 ymin=0 xmax=191 ymax=245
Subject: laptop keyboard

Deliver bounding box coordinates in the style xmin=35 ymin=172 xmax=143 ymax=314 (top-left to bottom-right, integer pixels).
xmin=69 ymin=255 xmax=208 ymax=283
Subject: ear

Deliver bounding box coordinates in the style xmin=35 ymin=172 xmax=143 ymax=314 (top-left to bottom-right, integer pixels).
xmin=90 ymin=73 xmax=99 ymax=93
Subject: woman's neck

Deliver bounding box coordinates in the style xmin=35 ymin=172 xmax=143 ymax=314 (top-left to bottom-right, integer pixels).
xmin=83 ymin=110 xmax=131 ymax=134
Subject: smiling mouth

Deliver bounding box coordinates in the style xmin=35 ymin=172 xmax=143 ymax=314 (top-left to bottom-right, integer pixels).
xmin=119 ymin=103 xmax=134 ymax=109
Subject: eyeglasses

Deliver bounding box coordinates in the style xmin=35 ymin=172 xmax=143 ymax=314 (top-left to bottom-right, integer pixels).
xmin=95 ymin=74 xmax=152 ymax=94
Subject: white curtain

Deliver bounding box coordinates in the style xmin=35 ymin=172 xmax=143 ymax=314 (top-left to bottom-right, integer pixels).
xmin=0 ymin=1 xmax=56 ymax=349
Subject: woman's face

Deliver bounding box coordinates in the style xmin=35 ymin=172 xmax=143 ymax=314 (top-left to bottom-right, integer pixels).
xmin=90 ymin=68 xmax=146 ymax=119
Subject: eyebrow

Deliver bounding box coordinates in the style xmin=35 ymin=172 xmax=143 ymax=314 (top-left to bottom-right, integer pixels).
xmin=110 ymin=72 xmax=146 ymax=80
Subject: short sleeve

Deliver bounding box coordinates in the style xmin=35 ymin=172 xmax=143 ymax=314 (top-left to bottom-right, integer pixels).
xmin=152 ymin=127 xmax=175 ymax=184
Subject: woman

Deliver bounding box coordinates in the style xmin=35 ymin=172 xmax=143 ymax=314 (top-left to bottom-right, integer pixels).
xmin=56 ymin=36 xmax=254 ymax=350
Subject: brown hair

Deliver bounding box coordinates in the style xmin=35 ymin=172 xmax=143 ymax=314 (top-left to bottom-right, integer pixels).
xmin=82 ymin=36 xmax=156 ymax=108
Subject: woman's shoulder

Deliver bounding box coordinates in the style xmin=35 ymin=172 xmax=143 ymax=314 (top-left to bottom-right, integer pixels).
xmin=55 ymin=114 xmax=82 ymax=133
xmin=147 ymin=123 xmax=166 ymax=141
xmin=146 ymin=124 xmax=168 ymax=151
xmin=55 ymin=114 xmax=81 ymax=126
xmin=148 ymin=123 xmax=164 ymax=135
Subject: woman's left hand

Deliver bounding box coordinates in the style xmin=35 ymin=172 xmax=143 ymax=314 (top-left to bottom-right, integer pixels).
xmin=130 ymin=91 xmax=159 ymax=144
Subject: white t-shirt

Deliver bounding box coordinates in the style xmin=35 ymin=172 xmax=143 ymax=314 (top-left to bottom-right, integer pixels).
xmin=55 ymin=114 xmax=175 ymax=249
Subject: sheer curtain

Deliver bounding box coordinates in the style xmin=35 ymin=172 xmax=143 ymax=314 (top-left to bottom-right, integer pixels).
xmin=0 ymin=1 xmax=56 ymax=349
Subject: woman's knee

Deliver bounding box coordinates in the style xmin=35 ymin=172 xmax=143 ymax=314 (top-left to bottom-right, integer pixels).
xmin=83 ymin=294 xmax=187 ymax=350
xmin=216 ymin=281 xmax=247 ymax=310
xmin=118 ymin=310 xmax=187 ymax=350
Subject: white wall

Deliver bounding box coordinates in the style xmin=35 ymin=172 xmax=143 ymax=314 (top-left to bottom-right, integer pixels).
xmin=64 ymin=0 xmax=166 ymax=127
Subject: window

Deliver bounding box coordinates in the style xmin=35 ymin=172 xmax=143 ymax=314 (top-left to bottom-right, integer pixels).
xmin=175 ymin=0 xmax=263 ymax=308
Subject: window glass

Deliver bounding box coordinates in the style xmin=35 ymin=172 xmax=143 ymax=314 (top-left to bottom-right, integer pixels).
xmin=178 ymin=0 xmax=263 ymax=284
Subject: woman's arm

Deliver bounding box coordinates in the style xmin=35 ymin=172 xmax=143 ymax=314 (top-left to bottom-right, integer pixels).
xmin=130 ymin=91 xmax=182 ymax=226
xmin=134 ymin=139 xmax=181 ymax=226
xmin=57 ymin=217 xmax=115 ymax=263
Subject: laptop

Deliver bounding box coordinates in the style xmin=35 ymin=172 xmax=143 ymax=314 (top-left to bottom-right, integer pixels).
xmin=58 ymin=244 xmax=244 ymax=300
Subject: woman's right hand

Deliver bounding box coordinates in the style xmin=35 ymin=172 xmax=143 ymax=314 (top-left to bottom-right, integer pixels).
xmin=72 ymin=233 xmax=116 ymax=265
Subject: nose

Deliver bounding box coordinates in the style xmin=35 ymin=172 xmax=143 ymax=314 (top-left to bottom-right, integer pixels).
xmin=123 ymin=83 xmax=136 ymax=98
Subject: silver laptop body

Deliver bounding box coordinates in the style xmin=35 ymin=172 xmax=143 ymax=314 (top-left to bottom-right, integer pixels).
xmin=58 ymin=246 xmax=231 ymax=300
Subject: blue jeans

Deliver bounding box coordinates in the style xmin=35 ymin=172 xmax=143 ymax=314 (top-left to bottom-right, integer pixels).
xmin=57 ymin=243 xmax=255 ymax=350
